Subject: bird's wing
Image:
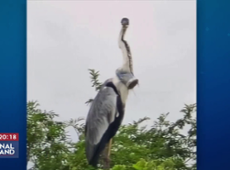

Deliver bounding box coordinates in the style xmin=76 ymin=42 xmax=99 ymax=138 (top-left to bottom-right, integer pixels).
xmin=85 ymin=85 xmax=119 ymax=165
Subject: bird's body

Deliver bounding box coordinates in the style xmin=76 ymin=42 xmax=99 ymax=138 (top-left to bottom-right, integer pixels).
xmin=85 ymin=18 xmax=138 ymax=168
xmin=85 ymin=77 xmax=126 ymax=166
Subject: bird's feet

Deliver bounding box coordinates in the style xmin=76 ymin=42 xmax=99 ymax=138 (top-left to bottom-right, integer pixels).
xmin=103 ymin=156 xmax=111 ymax=170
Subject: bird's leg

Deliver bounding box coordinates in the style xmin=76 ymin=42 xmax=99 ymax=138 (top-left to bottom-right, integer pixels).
xmin=102 ymin=139 xmax=113 ymax=170
xmin=107 ymin=139 xmax=112 ymax=157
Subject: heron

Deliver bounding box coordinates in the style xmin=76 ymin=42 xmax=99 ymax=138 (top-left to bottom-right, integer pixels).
xmin=85 ymin=18 xmax=138 ymax=168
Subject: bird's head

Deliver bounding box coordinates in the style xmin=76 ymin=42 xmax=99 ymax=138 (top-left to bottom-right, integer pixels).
xmin=121 ymin=18 xmax=129 ymax=27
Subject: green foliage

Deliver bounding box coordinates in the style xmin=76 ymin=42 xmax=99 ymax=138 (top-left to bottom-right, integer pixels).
xmin=27 ymin=101 xmax=73 ymax=170
xmin=27 ymin=69 xmax=196 ymax=170
xmin=107 ymin=104 xmax=196 ymax=170
xmin=88 ymin=69 xmax=102 ymax=91
xmin=85 ymin=69 xmax=102 ymax=105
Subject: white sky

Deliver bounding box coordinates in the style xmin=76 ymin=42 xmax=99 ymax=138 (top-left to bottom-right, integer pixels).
xmin=27 ymin=0 xmax=196 ymax=142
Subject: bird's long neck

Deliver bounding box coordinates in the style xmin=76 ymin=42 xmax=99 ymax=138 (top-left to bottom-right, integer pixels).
xmin=112 ymin=76 xmax=129 ymax=106
xmin=118 ymin=26 xmax=133 ymax=74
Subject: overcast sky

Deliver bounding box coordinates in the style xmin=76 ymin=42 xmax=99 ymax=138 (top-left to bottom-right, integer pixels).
xmin=27 ymin=0 xmax=196 ymax=142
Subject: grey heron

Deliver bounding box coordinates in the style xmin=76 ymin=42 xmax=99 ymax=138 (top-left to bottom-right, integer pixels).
xmin=85 ymin=18 xmax=138 ymax=168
